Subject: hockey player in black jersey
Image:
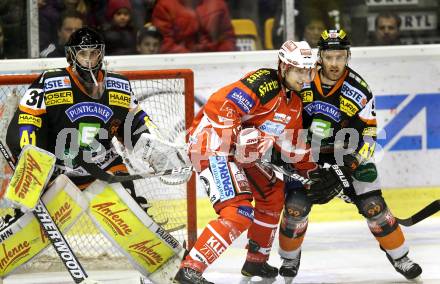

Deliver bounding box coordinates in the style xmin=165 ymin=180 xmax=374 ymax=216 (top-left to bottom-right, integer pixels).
xmin=278 ymin=29 xmax=422 ymax=282
xmin=2 ymin=27 xmax=163 ymax=229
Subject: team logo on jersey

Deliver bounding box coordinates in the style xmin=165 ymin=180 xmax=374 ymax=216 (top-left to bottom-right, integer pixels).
xmin=45 ymin=90 xmax=73 ymax=106
xmin=340 ymin=97 xmax=359 ymax=117
xmin=109 ymin=91 xmax=131 ymax=108
xmin=18 ymin=114 xmax=42 ymax=128
xmin=258 ymin=120 xmax=286 ymax=136
xmin=273 ymin=113 xmax=291 ymax=124
xmin=44 ymin=76 xmax=71 ymax=92
xmin=310 ymin=118 xmax=332 ymax=138
xmin=226 ymin=87 xmax=255 ymax=113
xmin=65 ymin=102 xmax=113 ymax=123
xmin=105 ymin=77 xmax=130 ymax=92
xmin=209 ymin=156 xmax=235 ymax=202
xmin=341 ymin=81 xmax=367 ymax=107
xmin=304 ymin=101 xmax=341 ymax=122
xmin=300 ymin=90 xmax=313 ymax=103
xmin=78 ymin=122 xmax=100 ymax=147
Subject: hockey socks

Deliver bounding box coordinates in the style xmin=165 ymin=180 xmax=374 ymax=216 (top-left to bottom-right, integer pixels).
xmin=183 ymin=216 xmax=249 ymax=272
xmin=245 ymin=208 xmax=280 ymax=262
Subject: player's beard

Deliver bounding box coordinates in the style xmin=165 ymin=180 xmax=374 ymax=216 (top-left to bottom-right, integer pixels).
xmin=321 ymin=65 xmax=345 ymax=83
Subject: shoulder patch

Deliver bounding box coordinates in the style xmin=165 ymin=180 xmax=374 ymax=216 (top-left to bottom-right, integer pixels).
xmin=105 ymin=76 xmax=131 ymax=93
xmin=240 ymin=69 xmax=280 ymax=104
xmin=226 ymin=87 xmax=255 ymax=113
xmin=340 ymin=81 xmax=368 ymax=108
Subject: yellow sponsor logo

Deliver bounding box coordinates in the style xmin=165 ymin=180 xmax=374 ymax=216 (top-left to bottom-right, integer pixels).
xmin=0 ymin=240 xmax=32 ymax=272
xmin=301 ymin=90 xmax=313 ymax=103
xmin=109 ymin=91 xmax=131 ymax=108
xmin=90 ymin=186 xmax=175 ymax=273
xmin=45 ymin=90 xmax=73 ymax=106
xmin=258 ymin=80 xmax=279 ymax=97
xmin=246 ymin=69 xmax=271 ymax=84
xmin=18 ymin=114 xmax=42 ymax=128
xmin=128 ymin=239 xmax=166 ymax=266
xmin=92 ymin=201 xmax=133 ymax=236
xmin=6 ymin=147 xmax=55 ymax=209
xmin=362 ymin=127 xmax=377 ymax=137
xmin=340 ymin=97 xmax=359 ymax=117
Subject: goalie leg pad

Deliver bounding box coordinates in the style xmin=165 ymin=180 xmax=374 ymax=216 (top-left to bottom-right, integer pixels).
xmin=85 ymin=180 xmax=185 ymax=284
xmin=0 ymin=174 xmax=87 ymax=277
xmin=356 ymin=192 xmax=408 ymax=259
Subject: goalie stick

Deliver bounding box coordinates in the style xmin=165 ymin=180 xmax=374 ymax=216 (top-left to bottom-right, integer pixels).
xmin=267 ymin=160 xmax=440 ymax=227
xmin=0 ymin=141 xmax=98 ymax=284
xmin=77 ymin=156 xmax=194 ymax=183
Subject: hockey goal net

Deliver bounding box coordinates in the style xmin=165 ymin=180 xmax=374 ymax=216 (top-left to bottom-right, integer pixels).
xmin=0 ymin=69 xmax=196 ymax=273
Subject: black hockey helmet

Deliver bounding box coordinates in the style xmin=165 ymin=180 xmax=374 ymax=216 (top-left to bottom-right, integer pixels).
xmin=65 ymin=27 xmax=105 ymax=71
xmin=317 ymin=29 xmax=350 ymax=51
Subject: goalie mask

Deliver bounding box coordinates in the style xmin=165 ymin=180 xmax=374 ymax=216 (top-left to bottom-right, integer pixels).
xmin=65 ymin=27 xmax=105 ymax=88
xmin=278 ymin=40 xmax=317 ymax=92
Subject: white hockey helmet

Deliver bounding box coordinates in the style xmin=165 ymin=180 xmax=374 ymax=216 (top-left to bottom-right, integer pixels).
xmin=278 ymin=40 xmax=317 ymax=70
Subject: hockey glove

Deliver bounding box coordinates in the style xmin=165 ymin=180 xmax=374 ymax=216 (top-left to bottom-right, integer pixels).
xmin=307 ymin=164 xmax=352 ymax=204
xmin=234 ymin=128 xmax=274 ymax=169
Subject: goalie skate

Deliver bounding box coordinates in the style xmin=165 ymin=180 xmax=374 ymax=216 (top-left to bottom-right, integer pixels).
xmin=174 ymin=267 xmax=214 ymax=284
xmin=239 ymin=261 xmax=278 ymax=284
xmin=279 ymin=251 xmax=301 ymax=284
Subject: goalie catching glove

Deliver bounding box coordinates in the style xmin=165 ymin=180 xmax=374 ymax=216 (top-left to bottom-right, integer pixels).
xmin=306 ymin=164 xmax=352 ymax=204
xmin=124 ymin=133 xmax=192 ymax=185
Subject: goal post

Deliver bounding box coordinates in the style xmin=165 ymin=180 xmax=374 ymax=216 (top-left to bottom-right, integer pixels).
xmin=0 ymin=69 xmax=196 ymax=274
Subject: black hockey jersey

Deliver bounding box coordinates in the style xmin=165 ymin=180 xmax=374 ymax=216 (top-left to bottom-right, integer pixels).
xmin=299 ymin=66 xmax=377 ymax=165
xmin=6 ymin=67 xmax=153 ymax=187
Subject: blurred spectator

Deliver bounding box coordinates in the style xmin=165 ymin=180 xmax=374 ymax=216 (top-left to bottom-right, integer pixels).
xmin=0 ymin=0 xmax=27 ymax=58
xmin=39 ymin=0 xmax=90 ymax=52
xmin=301 ymin=18 xmax=327 ymax=48
xmin=136 ymin=23 xmax=162 ymax=54
xmin=370 ymin=12 xmax=401 ymax=46
xmin=152 ymin=0 xmax=236 ymax=53
xmin=40 ymin=10 xmax=84 ymax=57
xmin=0 ymin=22 xmax=5 ymax=59
xmin=131 ymin=0 xmax=157 ymax=29
xmin=103 ymin=0 xmax=137 ymax=55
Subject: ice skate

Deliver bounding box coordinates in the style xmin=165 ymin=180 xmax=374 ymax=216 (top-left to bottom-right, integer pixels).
xmin=240 ymin=261 xmax=278 ymax=284
xmin=385 ymin=251 xmax=422 ymax=281
xmin=279 ymin=251 xmax=301 ymax=284
xmin=174 ymin=267 xmax=214 ymax=284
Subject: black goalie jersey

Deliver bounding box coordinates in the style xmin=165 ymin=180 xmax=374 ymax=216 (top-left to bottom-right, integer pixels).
xmin=6 ymin=67 xmax=153 ymax=188
xmin=299 ymin=66 xmax=377 ymax=165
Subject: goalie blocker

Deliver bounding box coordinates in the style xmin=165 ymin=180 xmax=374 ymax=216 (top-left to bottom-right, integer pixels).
xmin=84 ymin=180 xmax=185 ymax=284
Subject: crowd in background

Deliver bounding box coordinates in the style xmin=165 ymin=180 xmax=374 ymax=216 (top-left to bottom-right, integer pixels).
xmin=1 ymin=0 xmax=440 ymax=59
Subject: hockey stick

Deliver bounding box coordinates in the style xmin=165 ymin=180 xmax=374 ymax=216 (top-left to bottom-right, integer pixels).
xmin=266 ymin=160 xmax=440 ymax=227
xmin=77 ymin=156 xmax=193 ymax=183
xmin=395 ymin=199 xmax=440 ymax=227
xmin=0 ymin=141 xmax=98 ymax=284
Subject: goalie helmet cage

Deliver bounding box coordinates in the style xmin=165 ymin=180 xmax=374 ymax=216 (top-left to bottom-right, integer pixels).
xmin=0 ymin=69 xmax=196 ymax=274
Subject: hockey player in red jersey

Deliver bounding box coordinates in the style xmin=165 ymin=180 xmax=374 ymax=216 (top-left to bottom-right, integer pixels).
xmin=174 ymin=41 xmax=321 ymax=284
xmin=277 ymin=29 xmax=422 ymax=283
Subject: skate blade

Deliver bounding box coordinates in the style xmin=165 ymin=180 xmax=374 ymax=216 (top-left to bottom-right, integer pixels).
xmin=408 ymin=276 xmax=423 ymax=283
xmin=239 ymin=276 xmax=277 ymax=284
xmin=283 ymin=276 xmax=294 ymax=284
